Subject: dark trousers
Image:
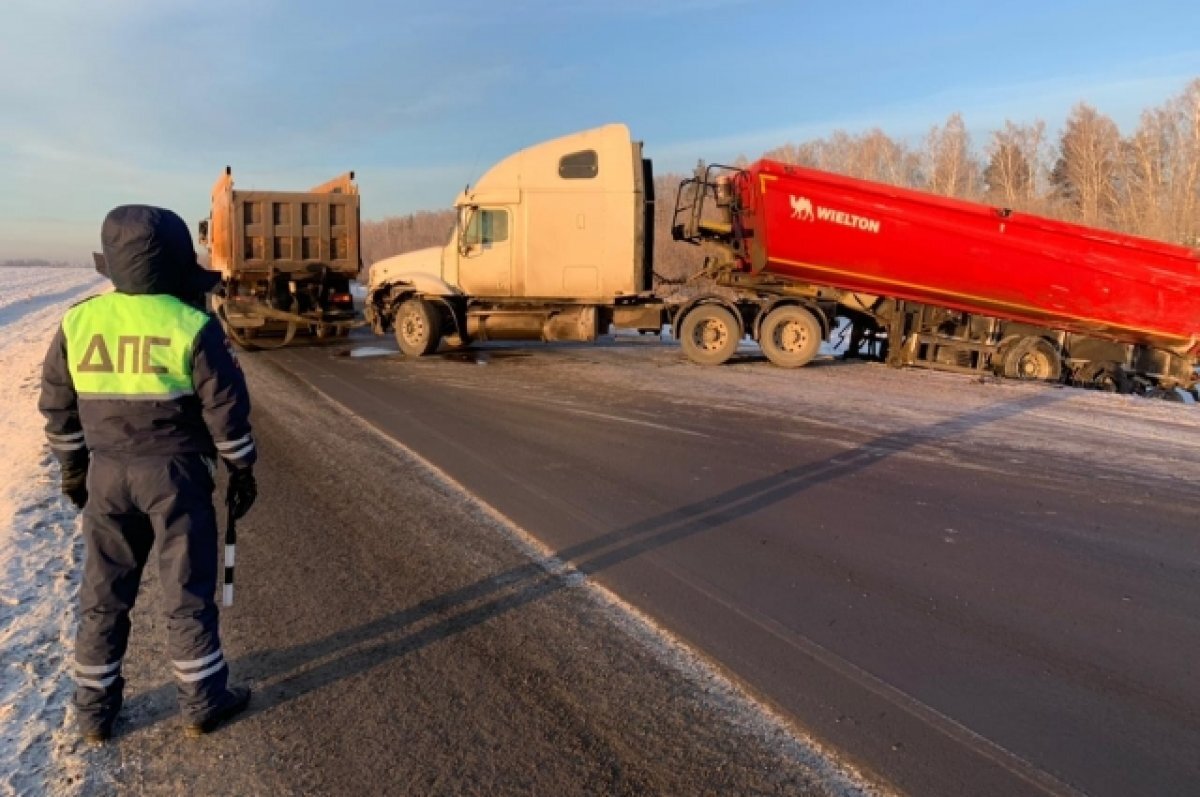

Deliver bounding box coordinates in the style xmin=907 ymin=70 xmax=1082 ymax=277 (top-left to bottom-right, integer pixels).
xmin=74 ymin=452 xmax=230 ymax=726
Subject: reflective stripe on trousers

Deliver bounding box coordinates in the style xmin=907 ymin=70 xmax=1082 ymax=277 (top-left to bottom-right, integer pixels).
xmin=74 ymin=452 xmax=229 ymax=721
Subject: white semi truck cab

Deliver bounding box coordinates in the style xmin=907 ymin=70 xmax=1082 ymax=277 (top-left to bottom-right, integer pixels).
xmin=366 ymin=124 xmax=664 ymax=355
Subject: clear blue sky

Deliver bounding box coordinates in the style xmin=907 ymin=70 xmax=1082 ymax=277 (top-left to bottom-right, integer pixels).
xmin=3 ymin=0 xmax=1198 ymax=261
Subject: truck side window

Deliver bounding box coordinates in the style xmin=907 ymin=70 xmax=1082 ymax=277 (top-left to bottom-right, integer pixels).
xmin=463 ymin=208 xmax=509 ymax=246
xmin=559 ymin=150 xmax=598 ymax=179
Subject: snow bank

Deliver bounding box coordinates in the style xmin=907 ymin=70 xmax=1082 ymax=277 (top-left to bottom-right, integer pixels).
xmin=0 ymin=267 xmax=106 ymax=797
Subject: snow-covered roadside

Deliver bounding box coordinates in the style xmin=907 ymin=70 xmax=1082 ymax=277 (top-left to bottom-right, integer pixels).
xmin=0 ymin=267 xmax=107 ymax=797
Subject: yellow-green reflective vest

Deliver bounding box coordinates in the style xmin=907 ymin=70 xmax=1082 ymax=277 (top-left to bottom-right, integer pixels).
xmin=63 ymin=293 xmax=210 ymax=399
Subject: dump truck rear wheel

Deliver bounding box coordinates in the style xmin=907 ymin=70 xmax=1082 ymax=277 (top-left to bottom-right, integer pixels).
xmin=679 ymin=304 xmax=740 ymax=365
xmin=759 ymin=305 xmax=822 ymax=368
xmin=395 ymin=298 xmax=441 ymax=357
xmin=1002 ymin=337 xmax=1062 ymax=381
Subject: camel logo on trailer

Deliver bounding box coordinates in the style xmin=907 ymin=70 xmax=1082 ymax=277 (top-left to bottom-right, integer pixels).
xmin=790 ymin=195 xmax=815 ymax=221
xmin=789 ymin=194 xmax=882 ymax=234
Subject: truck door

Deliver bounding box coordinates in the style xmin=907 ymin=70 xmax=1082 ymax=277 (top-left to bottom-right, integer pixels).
xmin=458 ymin=207 xmax=512 ymax=297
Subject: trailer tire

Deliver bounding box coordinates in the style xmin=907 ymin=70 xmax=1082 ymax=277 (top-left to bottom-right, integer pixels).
xmin=1001 ymin=337 xmax=1062 ymax=382
xmin=395 ymin=298 xmax=442 ymax=357
xmin=1077 ymin=361 xmax=1126 ymax=393
xmin=760 ymin=305 xmax=822 ymax=368
xmin=679 ymin=304 xmax=740 ymax=365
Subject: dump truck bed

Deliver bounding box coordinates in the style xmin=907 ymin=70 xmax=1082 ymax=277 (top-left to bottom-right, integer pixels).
xmin=735 ymin=161 xmax=1200 ymax=356
xmin=207 ymin=170 xmax=360 ymax=281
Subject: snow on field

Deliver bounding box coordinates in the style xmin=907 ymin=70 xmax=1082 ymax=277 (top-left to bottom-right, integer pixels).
xmin=0 ymin=266 xmax=106 ymax=797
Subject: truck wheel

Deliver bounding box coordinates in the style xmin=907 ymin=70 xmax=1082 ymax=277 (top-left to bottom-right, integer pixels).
xmin=679 ymin=304 xmax=740 ymax=365
xmin=759 ymin=306 xmax=822 ymax=368
xmin=1001 ymin=337 xmax=1062 ymax=382
xmin=395 ymin=298 xmax=442 ymax=357
xmin=1077 ymin=361 xmax=1125 ymax=393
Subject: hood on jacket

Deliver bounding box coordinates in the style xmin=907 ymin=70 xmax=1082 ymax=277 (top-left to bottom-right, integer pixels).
xmin=100 ymin=205 xmax=221 ymax=299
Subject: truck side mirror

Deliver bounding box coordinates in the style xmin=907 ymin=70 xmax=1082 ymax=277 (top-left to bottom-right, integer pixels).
xmin=458 ymin=206 xmax=479 ymax=256
xmin=197 ymin=219 xmax=210 ymax=246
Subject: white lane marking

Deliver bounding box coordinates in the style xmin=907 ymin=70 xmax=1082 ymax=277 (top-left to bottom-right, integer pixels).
xmin=554 ymin=406 xmax=710 ymax=438
xmin=413 ymin=373 xmax=711 ymax=438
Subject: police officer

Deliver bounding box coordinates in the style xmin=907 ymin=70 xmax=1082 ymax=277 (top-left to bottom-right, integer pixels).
xmin=39 ymin=205 xmax=258 ymax=742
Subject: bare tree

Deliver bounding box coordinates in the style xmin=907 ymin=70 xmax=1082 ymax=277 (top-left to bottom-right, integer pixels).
xmin=1050 ymin=103 xmax=1122 ymax=226
xmin=761 ymin=142 xmax=803 ymax=165
xmin=651 ymin=172 xmax=711 ymax=285
xmin=1162 ymin=78 xmax=1200 ymax=245
xmin=983 ymin=120 xmax=1046 ymax=209
xmin=765 ymin=129 xmax=921 ymax=188
xmin=1118 ymin=109 xmax=1171 ymax=238
xmin=360 ymin=209 xmax=457 ymax=271
xmin=851 ymin=129 xmax=924 ymax=187
xmin=925 ymin=113 xmax=981 ymax=199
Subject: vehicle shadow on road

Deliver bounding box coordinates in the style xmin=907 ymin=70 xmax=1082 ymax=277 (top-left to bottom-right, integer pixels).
xmin=120 ymin=390 xmax=1061 ymax=735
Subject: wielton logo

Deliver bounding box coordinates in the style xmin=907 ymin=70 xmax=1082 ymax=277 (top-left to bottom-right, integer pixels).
xmin=78 ymin=335 xmax=172 ymax=374
xmin=789 ymin=194 xmax=881 ymax=234
xmin=790 ymin=195 xmax=815 ymax=221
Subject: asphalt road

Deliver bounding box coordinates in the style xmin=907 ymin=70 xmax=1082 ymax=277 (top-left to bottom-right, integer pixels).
xmin=81 ymin=332 xmax=1199 ymax=797
xmin=254 ymin=334 xmax=1199 ymax=797
xmin=78 ymin=343 xmax=864 ymax=797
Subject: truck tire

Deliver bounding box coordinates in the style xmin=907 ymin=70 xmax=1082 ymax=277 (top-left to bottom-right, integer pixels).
xmin=679 ymin=304 xmax=740 ymax=365
xmin=1076 ymin=361 xmax=1127 ymax=393
xmin=1001 ymin=336 xmax=1062 ymax=382
xmin=759 ymin=305 xmax=822 ymax=368
xmin=395 ymin=298 xmax=442 ymax=357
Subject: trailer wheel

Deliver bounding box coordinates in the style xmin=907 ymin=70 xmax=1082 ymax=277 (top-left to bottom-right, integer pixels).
xmin=1077 ymin=361 xmax=1127 ymax=393
xmin=1002 ymin=337 xmax=1062 ymax=382
xmin=679 ymin=304 xmax=740 ymax=365
xmin=395 ymin=298 xmax=442 ymax=357
xmin=760 ymin=306 xmax=822 ymax=368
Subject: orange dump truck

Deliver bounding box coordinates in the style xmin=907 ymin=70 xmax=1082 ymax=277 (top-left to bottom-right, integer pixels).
xmin=198 ymin=168 xmax=362 ymax=348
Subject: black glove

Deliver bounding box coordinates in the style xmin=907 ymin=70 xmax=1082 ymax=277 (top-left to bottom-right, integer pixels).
xmin=61 ymin=460 xmax=89 ymax=510
xmin=227 ymin=468 xmax=257 ymax=520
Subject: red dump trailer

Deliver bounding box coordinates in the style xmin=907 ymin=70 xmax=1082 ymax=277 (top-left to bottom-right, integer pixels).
xmin=672 ymin=160 xmax=1200 ymax=395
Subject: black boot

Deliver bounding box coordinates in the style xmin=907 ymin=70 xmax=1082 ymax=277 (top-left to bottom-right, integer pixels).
xmin=81 ymin=721 xmax=115 ymax=745
xmin=77 ymin=686 xmax=123 ymax=745
xmin=183 ymin=685 xmax=251 ymax=738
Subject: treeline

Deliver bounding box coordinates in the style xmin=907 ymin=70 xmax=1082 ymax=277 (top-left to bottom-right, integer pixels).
xmin=2 ymin=259 xmax=89 ymax=269
xmin=759 ymin=78 xmax=1200 ymax=246
xmin=361 ymin=78 xmax=1200 ymax=283
xmin=360 ymin=209 xmax=457 ymax=268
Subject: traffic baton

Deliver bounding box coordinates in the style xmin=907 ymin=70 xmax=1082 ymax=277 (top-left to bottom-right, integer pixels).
xmin=223 ymin=497 xmax=237 ymax=607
